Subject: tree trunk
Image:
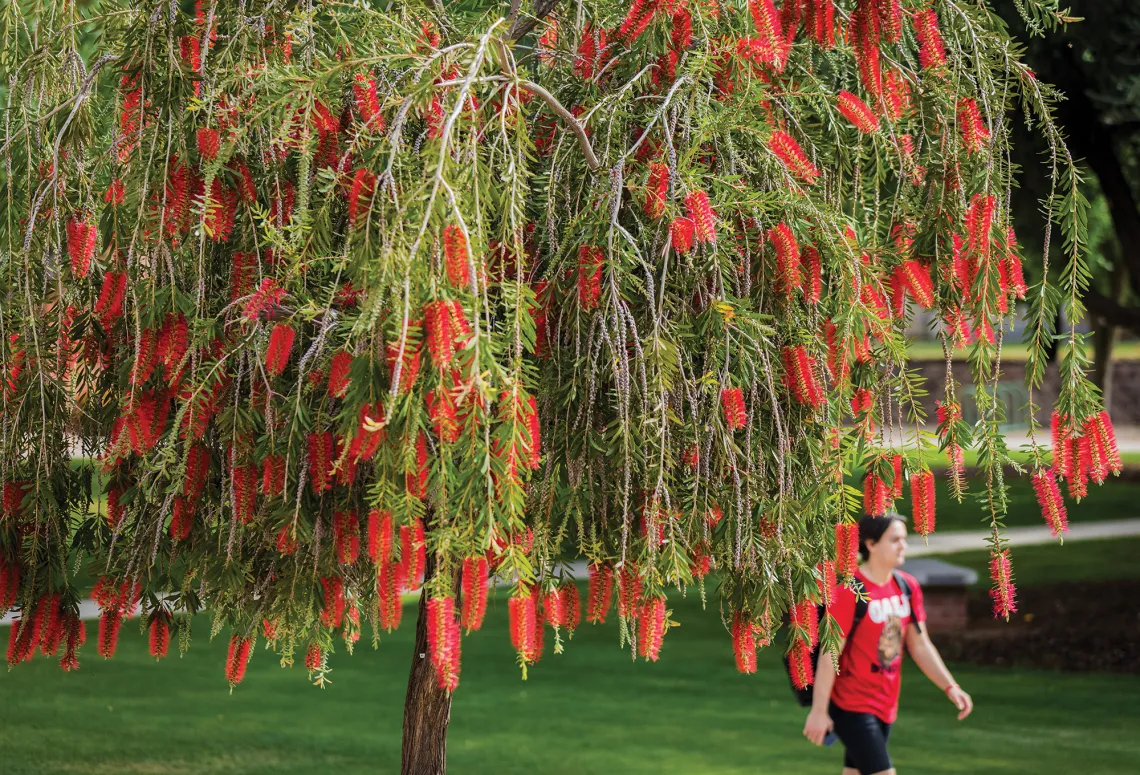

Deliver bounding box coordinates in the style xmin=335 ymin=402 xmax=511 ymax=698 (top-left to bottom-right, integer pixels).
xmin=401 ymin=560 xmax=452 ymax=775
xmin=1092 ymin=263 xmax=1127 ymax=412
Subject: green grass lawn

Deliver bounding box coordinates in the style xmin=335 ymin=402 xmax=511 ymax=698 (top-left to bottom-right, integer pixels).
xmin=2 ymin=585 xmax=1139 ymax=774
xmin=905 ymin=338 xmax=1140 ymax=362
xmin=923 ymin=535 xmax=1140 ymax=589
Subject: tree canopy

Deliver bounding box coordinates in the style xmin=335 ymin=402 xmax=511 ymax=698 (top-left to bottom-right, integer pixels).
xmin=0 ymin=0 xmax=1112 ymax=718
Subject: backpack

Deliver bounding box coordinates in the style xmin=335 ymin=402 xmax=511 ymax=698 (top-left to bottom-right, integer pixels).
xmin=785 ymin=570 xmax=921 ymax=707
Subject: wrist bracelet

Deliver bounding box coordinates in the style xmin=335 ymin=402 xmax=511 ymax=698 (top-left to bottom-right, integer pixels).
xmin=944 ymin=683 xmax=958 ymax=695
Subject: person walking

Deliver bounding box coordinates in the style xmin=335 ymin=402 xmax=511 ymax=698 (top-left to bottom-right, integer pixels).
xmin=803 ymin=513 xmax=974 ymax=774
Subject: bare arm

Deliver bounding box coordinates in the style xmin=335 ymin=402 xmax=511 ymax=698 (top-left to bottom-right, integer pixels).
xmin=803 ymin=639 xmax=844 ymax=745
xmin=906 ymin=624 xmax=973 ymax=720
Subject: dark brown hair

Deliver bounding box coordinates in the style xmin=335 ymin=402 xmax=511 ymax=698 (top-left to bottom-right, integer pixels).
xmin=858 ymin=512 xmax=907 ymax=561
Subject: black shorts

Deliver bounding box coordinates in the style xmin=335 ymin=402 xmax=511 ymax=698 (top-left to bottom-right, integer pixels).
xmin=829 ymin=701 xmax=893 ymax=774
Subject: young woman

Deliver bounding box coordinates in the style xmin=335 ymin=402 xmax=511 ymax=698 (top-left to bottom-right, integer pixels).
xmin=803 ymin=513 xmax=974 ymax=775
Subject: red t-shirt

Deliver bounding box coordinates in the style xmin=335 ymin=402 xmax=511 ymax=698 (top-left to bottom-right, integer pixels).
xmin=829 ymin=569 xmax=925 ymax=724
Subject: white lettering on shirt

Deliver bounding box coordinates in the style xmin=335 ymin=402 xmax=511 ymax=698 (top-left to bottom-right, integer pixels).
xmin=867 ymin=594 xmax=911 ymax=624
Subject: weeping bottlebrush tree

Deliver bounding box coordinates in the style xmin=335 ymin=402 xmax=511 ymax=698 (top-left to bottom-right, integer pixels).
xmin=0 ymin=0 xmax=1117 ymax=771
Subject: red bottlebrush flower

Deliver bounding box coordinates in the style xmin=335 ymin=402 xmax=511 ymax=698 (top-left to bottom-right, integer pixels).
xmin=637 ymin=596 xmax=667 ymax=661
xmin=877 ymin=0 xmax=902 ymax=43
xmin=671 ymin=6 xmax=693 ymax=50
xmin=327 ymin=351 xmax=353 ymax=399
xmin=367 ymin=509 xmax=394 ymax=564
xmin=913 ymin=9 xmax=947 ymax=70
xmin=806 ymin=0 xmax=836 ymax=48
xmin=334 ymin=511 xmax=361 ymax=566
xmin=229 ymin=251 xmax=254 ymax=302
xmin=790 ymin=599 xmax=819 ymax=648
xmin=836 ymin=90 xmax=879 ymax=133
xmin=424 ymin=300 xmax=472 ymax=368
xmin=685 ymin=190 xmax=717 ymax=244
xmin=304 ymin=643 xmax=323 ymax=671
xmin=732 ymin=611 xmax=758 ymax=674
xmin=748 ymin=0 xmax=786 ymax=56
xmin=320 ymin=576 xmax=346 ymax=629
xmin=307 ymin=430 xmax=333 ymax=494
xmin=2 ymin=481 xmax=26 ymax=520
xmin=574 ymin=25 xmax=610 ymax=82
xmin=66 ymin=216 xmax=97 ymax=279
xmin=670 ymin=217 xmax=696 ymax=254
xmin=262 ymin=618 xmax=278 ymax=642
xmin=97 ymin=611 xmax=122 ymax=658
xmin=802 ymin=245 xmax=823 ymax=303
xmin=788 ymin=639 xmax=814 ymax=689
xmin=443 ymin=224 xmax=471 ymax=288
xmin=196 ymin=127 xmax=221 ymax=161
xmin=644 ymin=162 xmax=670 ymax=219
xmin=106 ymin=483 xmax=126 ymax=527
xmin=769 ymin=222 xmax=802 ymax=300
xmin=386 ymin=332 xmax=422 ymax=395
xmin=509 ymin=593 xmax=538 ymax=659
xmin=561 ymin=584 xmax=582 ymax=632
xmin=426 ymin=596 xmax=462 ymax=691
xmin=348 ymin=168 xmax=376 ymax=229
xmin=618 ymin=0 xmax=658 ymax=43
xmin=405 ymin=432 xmax=430 ymax=500
xmin=835 ymin=522 xmax=859 ymax=578
xmin=377 ymin=560 xmax=403 ymax=631
xmin=818 ymin=560 xmax=838 ymax=609
xmin=781 ymin=345 xmax=826 ymax=408
xmin=769 ymin=130 xmax=821 ymax=184
xmin=242 ymin=278 xmax=287 ymax=322
xmin=707 ymin=504 xmax=724 ymax=527
xmin=260 ymin=454 xmax=285 ymax=497
xmin=690 ymin=544 xmax=712 ymax=578
xmin=399 ymin=518 xmax=427 ymax=590
xmin=851 ymin=6 xmax=881 ymax=99
xmin=577 ymin=245 xmax=604 ymax=310
xmin=233 ymin=463 xmax=259 ymax=524
xmin=204 ymin=180 xmax=238 ymax=242
xmin=899 ymin=259 xmax=935 ymax=308
xmin=1086 ymin=411 xmax=1123 ymax=476
xmin=170 ymin=496 xmax=194 ymax=541
xmin=1051 ymin=410 xmax=1074 ymax=478
xmin=1031 ymin=469 xmax=1068 ymax=537
xmin=149 ymin=615 xmax=171 ymax=659
xmin=911 ymin=469 xmax=936 ymax=537
xmin=7 ymin=616 xmax=36 ymax=665
xmin=427 ymin=387 xmax=462 ymax=444
xmin=460 ymin=557 xmax=489 ymax=632
xmin=353 ymin=73 xmax=384 ymax=130
xmin=0 ymin=559 xmax=20 ymax=613
xmin=616 ymin=564 xmax=643 ymax=620
xmin=1002 ymin=228 xmax=1028 ymax=299
xmin=587 ymin=563 xmax=615 ymax=624
xmin=225 ymin=635 xmax=252 ymax=686
xmin=890 ymin=454 xmax=904 ymax=500
xmin=265 ymin=323 xmax=296 ymax=377
xmin=965 ymin=193 xmax=996 ymax=266
xmin=882 ymin=67 xmax=910 ymax=123
xmin=94 ymin=270 xmax=127 ymax=329
xmin=682 ymin=445 xmax=700 ymax=470
xmin=36 ymin=595 xmax=64 ymax=656
xmin=957 ymin=98 xmax=990 ymax=152
xmin=268 ymin=180 xmax=296 ymax=226
xmin=232 ymin=159 xmax=257 ymax=204
xmin=721 ymin=387 xmax=748 ymax=431
xmin=543 ymin=586 xmax=567 ymax=628
xmin=989 ymin=549 xmax=1017 ymax=620
xmin=864 ymin=472 xmax=888 ymax=517
xmin=58 ymin=613 xmax=86 ymax=671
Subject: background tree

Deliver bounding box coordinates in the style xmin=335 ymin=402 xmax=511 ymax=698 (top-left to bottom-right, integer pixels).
xmin=0 ymin=1 xmax=1116 ymax=773
xmin=1002 ymin=0 xmax=1140 ymax=407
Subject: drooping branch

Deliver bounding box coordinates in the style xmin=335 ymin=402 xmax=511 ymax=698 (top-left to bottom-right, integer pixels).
xmin=507 ymin=0 xmax=559 ymax=42
xmin=505 ymin=77 xmax=601 ymax=172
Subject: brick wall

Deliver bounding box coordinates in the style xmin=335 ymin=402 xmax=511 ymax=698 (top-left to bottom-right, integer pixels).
xmin=921 ymin=587 xmax=969 ymax=632
xmin=912 ymin=359 xmax=1140 ymax=426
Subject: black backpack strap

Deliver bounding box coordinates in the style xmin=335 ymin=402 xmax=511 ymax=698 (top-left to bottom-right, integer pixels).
xmin=892 ymin=570 xmax=923 ymax=636
xmin=847 ymin=578 xmax=869 ymax=641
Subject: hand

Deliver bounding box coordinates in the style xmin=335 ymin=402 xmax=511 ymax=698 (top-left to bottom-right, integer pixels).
xmin=947 ymin=685 xmax=973 ymax=720
xmin=803 ymin=707 xmax=833 ymax=746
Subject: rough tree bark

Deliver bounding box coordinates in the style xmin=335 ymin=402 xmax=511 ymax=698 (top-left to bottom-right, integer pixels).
xmin=401 ymin=554 xmax=452 ymax=775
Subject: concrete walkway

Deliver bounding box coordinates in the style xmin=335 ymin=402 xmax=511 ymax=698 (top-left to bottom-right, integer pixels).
xmin=6 ymin=518 xmax=1140 ymax=626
